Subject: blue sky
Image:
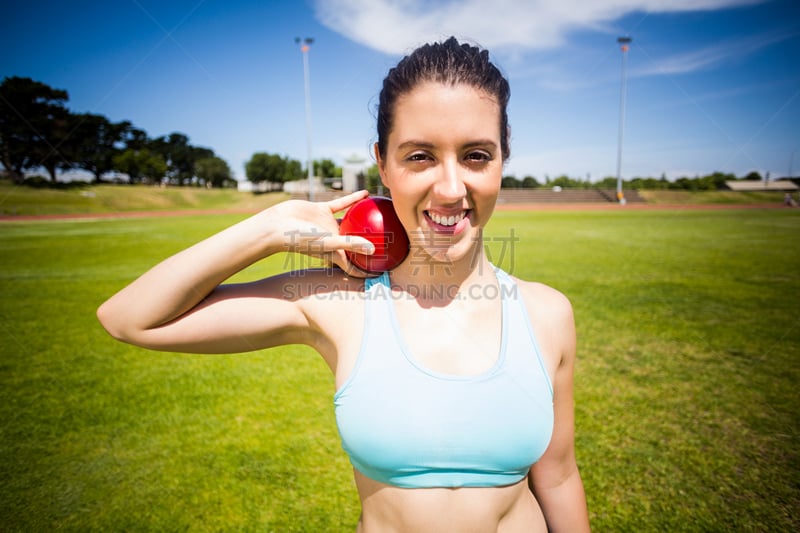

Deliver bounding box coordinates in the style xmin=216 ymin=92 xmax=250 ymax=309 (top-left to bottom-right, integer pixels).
xmin=2 ymin=0 xmax=798 ymax=182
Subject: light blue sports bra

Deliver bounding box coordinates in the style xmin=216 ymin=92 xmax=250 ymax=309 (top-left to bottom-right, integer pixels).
xmin=333 ymin=268 xmax=554 ymax=489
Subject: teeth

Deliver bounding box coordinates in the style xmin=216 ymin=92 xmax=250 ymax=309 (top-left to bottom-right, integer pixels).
xmin=428 ymin=211 xmax=466 ymax=227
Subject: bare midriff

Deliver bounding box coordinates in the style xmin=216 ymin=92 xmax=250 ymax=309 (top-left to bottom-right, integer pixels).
xmin=353 ymin=470 xmax=547 ymax=533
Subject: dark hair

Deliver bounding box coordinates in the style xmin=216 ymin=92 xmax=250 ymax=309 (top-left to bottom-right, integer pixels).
xmin=376 ymin=36 xmax=511 ymax=161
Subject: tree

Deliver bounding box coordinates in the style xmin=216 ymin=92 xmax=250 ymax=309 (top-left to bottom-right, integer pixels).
xmin=629 ymin=176 xmax=670 ymax=190
xmin=501 ymin=176 xmax=521 ymax=188
xmin=246 ymin=152 xmax=303 ymax=188
xmin=550 ymin=175 xmax=588 ymax=189
xmin=38 ymin=107 xmax=72 ymax=182
xmin=195 ymin=156 xmax=233 ymax=188
xmin=365 ymin=164 xmax=382 ymax=193
xmin=314 ymin=158 xmax=341 ymax=178
xmin=112 ymin=148 xmax=167 ymax=184
xmin=596 ymin=176 xmax=619 ymax=189
xmin=285 ymin=158 xmax=304 ymax=182
xmin=674 ymin=176 xmax=699 ymax=191
xmin=150 ymin=132 xmax=214 ymax=185
xmin=0 ymin=76 xmax=69 ymax=183
xmin=743 ymin=171 xmax=763 ymax=181
xmin=122 ymin=126 xmax=149 ymax=151
xmin=521 ymin=176 xmax=540 ymax=188
xmin=68 ymin=114 xmax=131 ymax=182
xmin=246 ymin=152 xmax=283 ymax=184
xmin=696 ymin=171 xmax=735 ymax=191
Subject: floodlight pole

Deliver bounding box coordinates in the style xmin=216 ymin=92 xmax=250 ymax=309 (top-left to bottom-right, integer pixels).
xmin=296 ymin=37 xmax=315 ymax=201
xmin=616 ymin=36 xmax=632 ymax=205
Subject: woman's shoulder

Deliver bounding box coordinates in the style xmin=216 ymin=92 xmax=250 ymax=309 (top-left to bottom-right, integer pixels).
xmin=505 ymin=274 xmax=576 ymax=371
xmin=505 ymin=273 xmax=571 ymax=308
xmin=504 ymin=273 xmax=574 ymax=328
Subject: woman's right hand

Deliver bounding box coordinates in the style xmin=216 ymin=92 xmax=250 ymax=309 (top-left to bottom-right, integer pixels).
xmin=263 ymin=190 xmax=375 ymax=277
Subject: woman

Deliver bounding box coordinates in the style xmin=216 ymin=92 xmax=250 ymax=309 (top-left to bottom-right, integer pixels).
xmin=98 ymin=37 xmax=590 ymax=532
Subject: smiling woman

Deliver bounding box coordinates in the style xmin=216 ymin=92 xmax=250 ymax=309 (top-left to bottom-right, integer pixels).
xmin=97 ymin=36 xmax=590 ymax=532
xmin=375 ymin=81 xmax=504 ymax=264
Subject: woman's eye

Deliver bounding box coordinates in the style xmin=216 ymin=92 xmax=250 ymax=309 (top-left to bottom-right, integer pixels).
xmin=466 ymin=151 xmax=491 ymax=162
xmin=407 ymin=153 xmax=430 ymax=162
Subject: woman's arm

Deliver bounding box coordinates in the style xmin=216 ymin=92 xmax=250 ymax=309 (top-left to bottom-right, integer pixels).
xmin=526 ymin=287 xmax=591 ymax=532
xmin=96 ymin=191 xmax=373 ymax=353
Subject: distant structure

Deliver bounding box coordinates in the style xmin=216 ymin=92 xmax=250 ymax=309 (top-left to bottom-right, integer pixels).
xmin=283 ymin=176 xmax=324 ymax=195
xmin=724 ymin=180 xmax=798 ymax=192
xmin=342 ymin=154 xmax=368 ymax=192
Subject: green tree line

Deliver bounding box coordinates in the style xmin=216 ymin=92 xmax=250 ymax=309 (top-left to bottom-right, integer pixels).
xmin=0 ymin=76 xmax=234 ymax=187
xmin=0 ymin=76 xmax=349 ymax=190
xmin=244 ymin=154 xmax=344 ymax=189
xmin=500 ymin=170 xmax=784 ymax=191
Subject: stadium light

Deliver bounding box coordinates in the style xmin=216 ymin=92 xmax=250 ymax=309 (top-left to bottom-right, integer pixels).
xmin=616 ymin=36 xmax=632 ymax=205
xmin=295 ymin=37 xmax=315 ymax=201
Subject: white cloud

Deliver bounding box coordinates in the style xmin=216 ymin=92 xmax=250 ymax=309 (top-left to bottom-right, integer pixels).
xmin=633 ymin=29 xmax=798 ymax=77
xmin=313 ymin=0 xmax=764 ymax=55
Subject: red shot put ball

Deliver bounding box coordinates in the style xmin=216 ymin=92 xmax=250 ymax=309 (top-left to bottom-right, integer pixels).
xmin=339 ymin=196 xmax=410 ymax=273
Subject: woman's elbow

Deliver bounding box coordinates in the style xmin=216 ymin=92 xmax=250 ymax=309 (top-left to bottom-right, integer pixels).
xmin=96 ymin=300 xmax=134 ymax=344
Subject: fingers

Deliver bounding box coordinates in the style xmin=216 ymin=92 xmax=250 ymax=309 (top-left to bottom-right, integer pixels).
xmin=326 ymin=190 xmax=369 ymax=214
xmin=306 ymin=234 xmax=376 ymax=278
xmin=289 ymin=233 xmax=373 ymax=260
xmin=278 ymin=192 xmax=374 ymax=258
xmin=329 ymin=249 xmax=379 ymax=279
xmin=322 ymin=234 xmax=375 ymax=255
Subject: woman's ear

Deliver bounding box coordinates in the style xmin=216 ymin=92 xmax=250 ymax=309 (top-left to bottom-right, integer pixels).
xmin=373 ymin=143 xmax=389 ymax=189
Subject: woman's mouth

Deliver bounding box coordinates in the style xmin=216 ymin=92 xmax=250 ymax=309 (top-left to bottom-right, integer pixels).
xmin=424 ymin=210 xmax=471 ymax=232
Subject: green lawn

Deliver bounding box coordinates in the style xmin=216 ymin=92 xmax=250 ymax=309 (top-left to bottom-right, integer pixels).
xmin=0 ymin=181 xmax=287 ymax=216
xmin=637 ymin=189 xmax=789 ymax=205
xmin=1 ymin=207 xmax=798 ymax=531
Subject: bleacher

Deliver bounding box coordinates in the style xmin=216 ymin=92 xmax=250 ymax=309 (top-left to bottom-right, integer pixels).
xmin=497 ymin=189 xmax=645 ymax=204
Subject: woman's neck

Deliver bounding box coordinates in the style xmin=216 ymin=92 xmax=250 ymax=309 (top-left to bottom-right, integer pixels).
xmin=388 ymin=240 xmax=495 ymax=306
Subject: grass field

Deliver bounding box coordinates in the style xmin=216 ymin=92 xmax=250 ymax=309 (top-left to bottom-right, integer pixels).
xmin=0 ymin=181 xmax=288 ymax=216
xmin=1 ymin=199 xmax=798 ymax=531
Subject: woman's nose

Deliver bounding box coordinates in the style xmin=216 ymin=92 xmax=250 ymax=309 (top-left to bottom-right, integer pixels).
xmin=432 ymin=159 xmax=467 ymax=201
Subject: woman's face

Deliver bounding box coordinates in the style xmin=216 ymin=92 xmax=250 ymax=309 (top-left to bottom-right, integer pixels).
xmin=376 ymin=82 xmax=504 ymax=266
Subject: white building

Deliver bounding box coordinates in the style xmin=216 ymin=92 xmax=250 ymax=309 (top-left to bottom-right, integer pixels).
xmin=342 ymin=154 xmax=369 ymax=192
